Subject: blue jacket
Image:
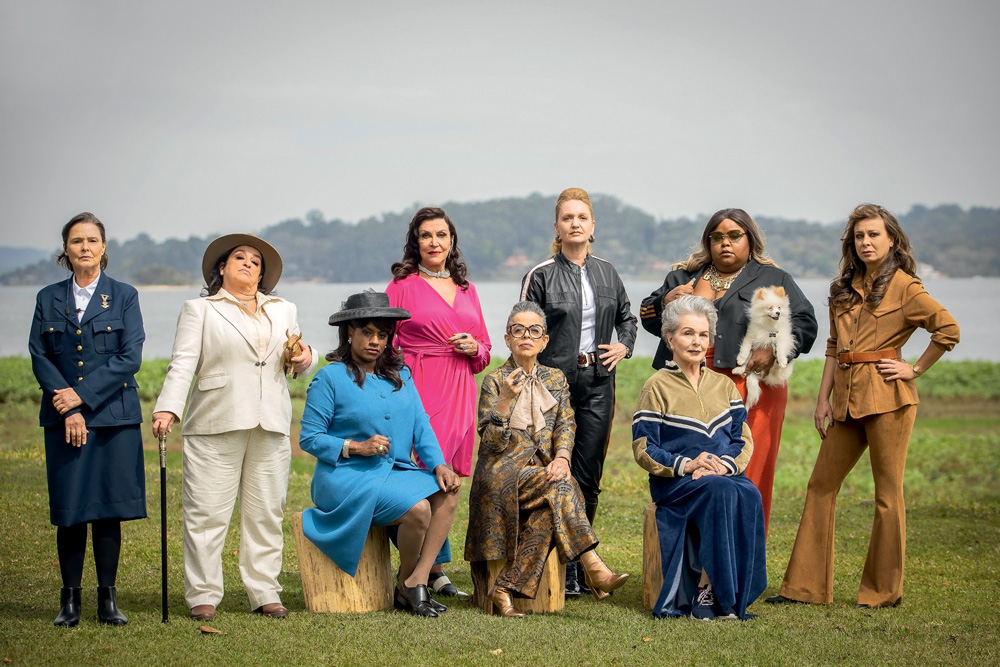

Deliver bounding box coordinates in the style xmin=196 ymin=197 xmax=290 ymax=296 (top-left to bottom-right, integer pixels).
xmin=29 ymin=273 xmax=145 ymax=428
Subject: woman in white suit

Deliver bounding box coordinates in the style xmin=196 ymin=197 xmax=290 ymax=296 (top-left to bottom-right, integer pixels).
xmin=152 ymin=233 xmax=317 ymax=621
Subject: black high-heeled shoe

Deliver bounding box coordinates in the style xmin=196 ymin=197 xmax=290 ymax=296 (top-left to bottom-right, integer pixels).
xmin=395 ymin=583 xmax=439 ymax=618
xmin=54 ymin=587 xmax=81 ymax=627
xmin=97 ymin=586 xmax=128 ymax=626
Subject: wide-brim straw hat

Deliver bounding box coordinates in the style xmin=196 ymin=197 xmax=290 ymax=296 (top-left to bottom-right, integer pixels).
xmin=328 ymin=291 xmax=411 ymax=326
xmin=201 ymin=233 xmax=283 ymax=293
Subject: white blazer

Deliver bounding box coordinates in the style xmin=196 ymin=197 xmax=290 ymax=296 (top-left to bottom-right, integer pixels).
xmin=154 ymin=293 xmax=318 ymax=436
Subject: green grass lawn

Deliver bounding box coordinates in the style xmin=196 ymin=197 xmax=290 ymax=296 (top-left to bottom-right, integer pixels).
xmin=1 ymin=359 xmax=998 ymax=666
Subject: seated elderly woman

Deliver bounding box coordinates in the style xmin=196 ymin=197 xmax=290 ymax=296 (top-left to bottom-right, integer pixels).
xmin=632 ymin=295 xmax=766 ymax=620
xmin=465 ymin=301 xmax=628 ymax=617
xmin=299 ymin=292 xmax=461 ymax=618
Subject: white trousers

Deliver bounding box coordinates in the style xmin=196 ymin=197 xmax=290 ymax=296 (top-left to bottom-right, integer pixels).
xmin=181 ymin=427 xmax=290 ymax=609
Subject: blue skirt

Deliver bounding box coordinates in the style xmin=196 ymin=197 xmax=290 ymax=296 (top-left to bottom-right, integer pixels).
xmin=651 ymin=474 xmax=767 ymax=619
xmin=44 ymin=425 xmax=147 ymax=526
xmin=303 ymin=465 xmax=440 ymax=576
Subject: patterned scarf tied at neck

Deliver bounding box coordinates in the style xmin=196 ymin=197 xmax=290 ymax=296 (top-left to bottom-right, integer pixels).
xmin=509 ymin=367 xmax=557 ymax=432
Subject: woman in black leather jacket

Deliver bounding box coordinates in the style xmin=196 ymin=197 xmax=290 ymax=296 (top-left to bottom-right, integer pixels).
xmin=638 ymin=208 xmax=817 ymax=534
xmin=520 ymin=187 xmax=637 ymax=596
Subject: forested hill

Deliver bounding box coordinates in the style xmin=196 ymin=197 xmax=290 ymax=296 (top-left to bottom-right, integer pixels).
xmin=3 ymin=196 xmax=997 ymax=286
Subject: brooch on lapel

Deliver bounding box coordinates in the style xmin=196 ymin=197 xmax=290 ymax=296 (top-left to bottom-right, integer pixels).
xmin=100 ymin=294 xmax=111 ymax=309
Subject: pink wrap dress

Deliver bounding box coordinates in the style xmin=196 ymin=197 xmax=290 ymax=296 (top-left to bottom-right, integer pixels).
xmin=386 ymin=273 xmax=491 ymax=477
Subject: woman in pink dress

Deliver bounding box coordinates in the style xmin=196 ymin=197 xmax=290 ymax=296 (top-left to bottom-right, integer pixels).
xmin=386 ymin=206 xmax=491 ymax=598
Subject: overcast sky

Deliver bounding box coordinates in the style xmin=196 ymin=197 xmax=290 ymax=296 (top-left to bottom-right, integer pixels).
xmin=2 ymin=0 xmax=998 ymax=251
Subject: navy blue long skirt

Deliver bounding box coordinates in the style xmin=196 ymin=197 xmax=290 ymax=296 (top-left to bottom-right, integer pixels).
xmin=44 ymin=425 xmax=147 ymax=526
xmin=651 ymin=474 xmax=767 ymax=619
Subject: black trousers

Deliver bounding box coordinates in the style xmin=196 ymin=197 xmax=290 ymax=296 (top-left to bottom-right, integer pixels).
xmin=567 ymin=365 xmax=616 ymax=524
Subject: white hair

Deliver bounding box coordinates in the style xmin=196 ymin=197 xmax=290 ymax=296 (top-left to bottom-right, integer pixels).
xmin=661 ymin=295 xmax=717 ymax=344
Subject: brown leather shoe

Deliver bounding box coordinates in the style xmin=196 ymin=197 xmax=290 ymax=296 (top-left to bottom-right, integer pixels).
xmin=252 ymin=602 xmax=288 ymax=619
xmin=488 ymin=586 xmax=526 ymax=618
xmin=579 ymin=550 xmax=629 ymax=601
xmin=190 ymin=604 xmax=217 ymax=621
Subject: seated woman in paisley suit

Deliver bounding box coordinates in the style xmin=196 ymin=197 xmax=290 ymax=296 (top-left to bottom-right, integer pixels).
xmin=465 ymin=301 xmax=629 ymax=617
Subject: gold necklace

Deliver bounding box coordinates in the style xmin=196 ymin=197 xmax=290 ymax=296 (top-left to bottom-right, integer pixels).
xmin=703 ymin=264 xmax=744 ymax=291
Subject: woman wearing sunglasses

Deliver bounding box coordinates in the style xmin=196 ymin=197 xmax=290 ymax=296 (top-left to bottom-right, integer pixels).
xmin=639 ymin=208 xmax=818 ymax=532
xmin=465 ymin=301 xmax=628 ymax=617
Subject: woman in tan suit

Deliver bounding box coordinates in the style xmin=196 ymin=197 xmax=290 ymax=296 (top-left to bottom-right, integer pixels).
xmin=767 ymin=204 xmax=959 ymax=609
xmin=152 ymin=234 xmax=317 ymax=621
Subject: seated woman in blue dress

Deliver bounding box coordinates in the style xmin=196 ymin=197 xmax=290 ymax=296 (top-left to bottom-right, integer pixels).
xmin=299 ymin=291 xmax=461 ymax=617
xmin=632 ymin=295 xmax=766 ymax=620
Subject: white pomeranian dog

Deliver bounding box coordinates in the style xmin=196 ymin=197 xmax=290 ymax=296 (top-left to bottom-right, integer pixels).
xmin=732 ymin=285 xmax=796 ymax=409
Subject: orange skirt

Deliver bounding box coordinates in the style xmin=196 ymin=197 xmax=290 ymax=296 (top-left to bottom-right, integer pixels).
xmin=706 ymin=348 xmax=787 ymax=534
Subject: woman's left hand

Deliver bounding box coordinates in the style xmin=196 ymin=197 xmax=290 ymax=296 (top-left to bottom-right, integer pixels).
xmin=52 ymin=387 xmax=83 ymax=415
xmin=545 ymin=457 xmax=571 ymax=482
xmin=434 ymin=465 xmax=461 ymax=494
xmin=291 ymin=342 xmax=313 ymax=374
xmin=876 ymin=358 xmax=917 ymax=382
xmin=598 ymin=342 xmax=628 ymax=371
xmin=742 ymin=347 xmax=777 ymax=377
xmin=448 ymin=333 xmax=478 ymax=357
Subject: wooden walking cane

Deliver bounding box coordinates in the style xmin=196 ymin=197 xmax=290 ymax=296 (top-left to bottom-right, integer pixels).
xmin=159 ymin=433 xmax=169 ymax=623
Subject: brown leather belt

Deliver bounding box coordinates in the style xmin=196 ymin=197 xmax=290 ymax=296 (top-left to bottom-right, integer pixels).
xmin=837 ymin=348 xmax=902 ymax=369
xmin=577 ymin=352 xmax=599 ymax=367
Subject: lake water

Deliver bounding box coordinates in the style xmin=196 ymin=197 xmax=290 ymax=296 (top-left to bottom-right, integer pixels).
xmin=3 ymin=278 xmax=997 ymax=362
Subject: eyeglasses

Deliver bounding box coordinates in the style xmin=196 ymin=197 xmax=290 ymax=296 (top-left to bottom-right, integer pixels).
xmin=507 ymin=324 xmax=546 ymax=339
xmin=709 ymin=230 xmax=745 ymax=245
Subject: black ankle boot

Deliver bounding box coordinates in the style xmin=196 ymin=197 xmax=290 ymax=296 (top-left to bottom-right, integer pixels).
xmin=54 ymin=587 xmax=82 ymax=627
xmin=576 ymin=561 xmax=592 ymax=595
xmin=565 ymin=561 xmax=581 ymax=597
xmin=97 ymin=586 xmax=128 ymax=626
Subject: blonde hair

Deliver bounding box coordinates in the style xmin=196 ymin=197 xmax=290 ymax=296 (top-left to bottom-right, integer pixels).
xmin=671 ymin=207 xmax=778 ymax=271
xmin=550 ymin=187 xmax=595 ymax=257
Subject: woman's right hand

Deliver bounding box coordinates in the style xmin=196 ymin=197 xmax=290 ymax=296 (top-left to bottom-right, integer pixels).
xmin=814 ymin=399 xmax=834 ymax=439
xmin=152 ymin=411 xmax=177 ymax=439
xmin=663 ymin=283 xmax=694 ymax=306
xmin=496 ymin=368 xmax=526 ymax=413
xmin=357 ymin=434 xmax=391 ymax=457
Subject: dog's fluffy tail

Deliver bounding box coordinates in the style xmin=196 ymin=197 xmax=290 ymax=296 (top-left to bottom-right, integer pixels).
xmin=744 ymin=373 xmax=762 ymax=410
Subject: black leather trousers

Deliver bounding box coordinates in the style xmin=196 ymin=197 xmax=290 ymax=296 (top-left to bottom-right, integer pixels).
xmin=567 ymin=365 xmax=616 ymax=524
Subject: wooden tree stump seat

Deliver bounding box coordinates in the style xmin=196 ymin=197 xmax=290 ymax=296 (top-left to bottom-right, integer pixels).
xmin=642 ymin=501 xmax=663 ymax=611
xmin=292 ymin=511 xmax=393 ymax=613
xmin=470 ymin=549 xmax=566 ymax=615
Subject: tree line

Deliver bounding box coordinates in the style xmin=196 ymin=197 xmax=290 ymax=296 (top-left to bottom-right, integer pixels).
xmin=2 ymin=196 xmax=996 ymax=286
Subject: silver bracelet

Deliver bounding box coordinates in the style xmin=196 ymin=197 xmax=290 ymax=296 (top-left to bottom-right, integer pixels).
xmin=341 ymin=439 xmax=352 ymax=458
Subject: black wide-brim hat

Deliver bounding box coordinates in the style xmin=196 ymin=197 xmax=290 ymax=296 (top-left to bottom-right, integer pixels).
xmin=202 ymin=233 xmax=283 ymax=293
xmin=328 ymin=291 xmax=411 ymax=326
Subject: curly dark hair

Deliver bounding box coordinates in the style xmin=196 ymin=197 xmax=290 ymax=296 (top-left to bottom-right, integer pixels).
xmin=57 ymin=212 xmax=109 ymax=271
xmin=327 ymin=318 xmax=405 ymax=390
xmin=390 ymin=206 xmax=469 ymax=289
xmin=830 ymin=204 xmax=918 ymax=310
xmin=201 ymin=246 xmax=275 ymax=297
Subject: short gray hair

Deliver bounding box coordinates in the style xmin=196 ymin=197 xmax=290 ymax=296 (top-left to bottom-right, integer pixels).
xmin=506 ymin=301 xmax=547 ymax=330
xmin=661 ymin=295 xmax=717 ymax=344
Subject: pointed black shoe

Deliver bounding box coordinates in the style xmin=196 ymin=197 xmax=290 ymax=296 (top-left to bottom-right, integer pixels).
xmin=97 ymin=586 xmax=128 ymax=626
xmin=54 ymin=587 xmax=81 ymax=627
xmin=395 ymin=583 xmax=438 ymax=617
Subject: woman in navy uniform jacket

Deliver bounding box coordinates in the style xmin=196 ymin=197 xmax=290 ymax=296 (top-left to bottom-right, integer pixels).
xmin=28 ymin=212 xmax=146 ymax=627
